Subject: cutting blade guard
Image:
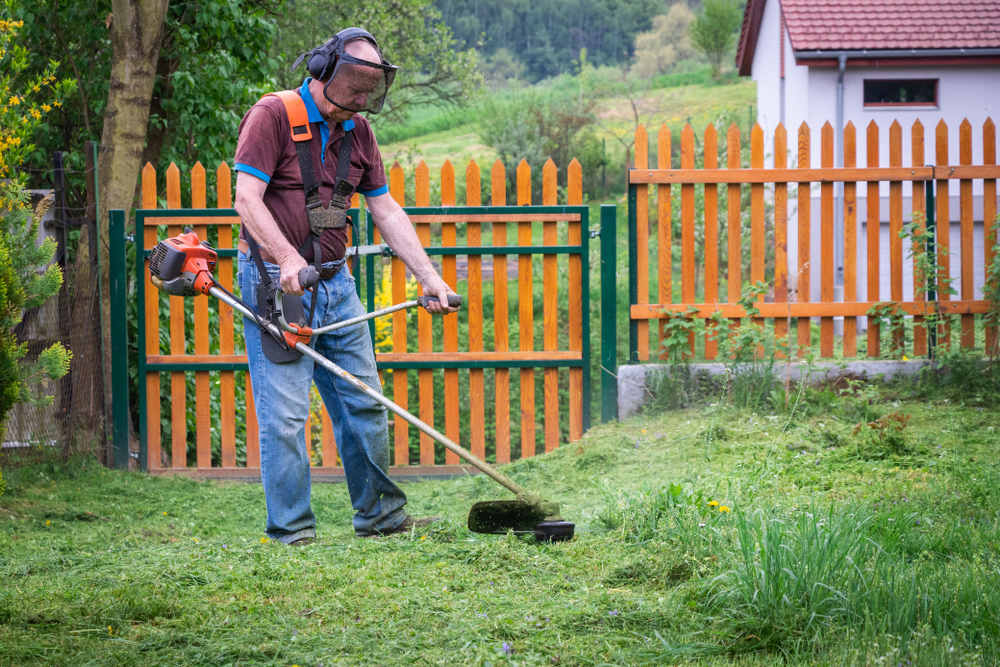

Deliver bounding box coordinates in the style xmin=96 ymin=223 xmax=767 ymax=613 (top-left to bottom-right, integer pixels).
xmin=149 ymin=229 xmax=218 ymax=296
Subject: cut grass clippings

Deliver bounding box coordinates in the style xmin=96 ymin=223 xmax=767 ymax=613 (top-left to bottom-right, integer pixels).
xmin=2 ymin=396 xmax=999 ymax=665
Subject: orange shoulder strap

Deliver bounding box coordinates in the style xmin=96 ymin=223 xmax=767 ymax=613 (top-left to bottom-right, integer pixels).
xmin=263 ymin=90 xmax=312 ymax=143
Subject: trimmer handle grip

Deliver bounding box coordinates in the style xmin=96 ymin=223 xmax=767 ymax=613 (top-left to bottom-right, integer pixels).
xmin=298 ymin=266 xmax=320 ymax=289
xmin=418 ymin=294 xmax=463 ymax=310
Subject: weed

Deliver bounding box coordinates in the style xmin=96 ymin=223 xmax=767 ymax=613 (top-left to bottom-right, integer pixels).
xmin=853 ymin=411 xmax=911 ymax=458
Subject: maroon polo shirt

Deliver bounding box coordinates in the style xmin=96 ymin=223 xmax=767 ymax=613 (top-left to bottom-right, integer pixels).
xmin=233 ymin=85 xmax=387 ymax=264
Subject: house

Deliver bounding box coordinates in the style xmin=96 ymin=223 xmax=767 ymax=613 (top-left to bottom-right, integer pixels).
xmin=736 ymin=0 xmax=1000 ymax=307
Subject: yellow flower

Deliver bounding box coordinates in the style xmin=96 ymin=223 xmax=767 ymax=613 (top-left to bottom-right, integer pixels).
xmin=420 ymin=535 xmax=427 ymax=540
xmin=45 ymin=520 xmax=51 ymax=526
xmin=30 ymin=108 xmax=40 ymax=120
xmin=708 ymin=501 xmax=719 ymax=507
xmin=719 ymin=506 xmax=731 ymax=513
xmin=163 ymin=511 xmax=168 ymax=515
xmin=42 ymin=104 xmax=51 ymax=112
xmin=902 ymin=355 xmax=909 ymax=361
xmin=107 ymin=626 xmax=113 ymax=635
xmin=8 ymin=96 xmax=18 ymax=105
xmin=53 ymin=100 xmax=61 ymax=107
xmin=260 ymin=537 xmax=270 ymax=543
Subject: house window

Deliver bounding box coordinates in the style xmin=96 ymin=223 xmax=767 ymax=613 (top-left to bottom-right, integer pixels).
xmin=863 ymin=79 xmax=938 ymax=107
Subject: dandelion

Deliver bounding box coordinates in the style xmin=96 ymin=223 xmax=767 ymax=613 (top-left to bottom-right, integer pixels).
xmin=708 ymin=501 xmax=719 ymax=507
xmin=420 ymin=535 xmax=427 ymax=540
xmin=107 ymin=625 xmax=113 ymax=635
xmin=260 ymin=537 xmax=270 ymax=544
xmin=902 ymin=355 xmax=909 ymax=361
xmin=719 ymin=506 xmax=731 ymax=513
xmin=163 ymin=511 xmax=168 ymax=515
xmin=45 ymin=520 xmax=50 ymax=526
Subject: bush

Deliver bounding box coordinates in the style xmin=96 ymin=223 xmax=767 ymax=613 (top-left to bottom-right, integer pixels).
xmin=477 ymin=87 xmax=596 ymax=198
xmin=0 ymin=12 xmax=74 ymax=462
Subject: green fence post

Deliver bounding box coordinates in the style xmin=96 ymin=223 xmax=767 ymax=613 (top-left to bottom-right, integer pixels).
xmin=108 ymin=209 xmax=129 ymax=470
xmin=581 ymin=207 xmax=592 ymax=432
xmin=925 ymin=177 xmax=937 ymax=356
xmin=628 ymin=183 xmax=639 ymax=363
xmin=600 ymin=204 xmax=618 ymax=422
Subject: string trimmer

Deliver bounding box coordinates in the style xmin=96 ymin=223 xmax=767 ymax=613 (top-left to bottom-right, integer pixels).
xmin=148 ymin=228 xmax=574 ymax=542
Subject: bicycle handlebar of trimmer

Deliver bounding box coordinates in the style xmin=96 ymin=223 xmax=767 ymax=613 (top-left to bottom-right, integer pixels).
xmin=298 ymin=266 xmax=319 ymax=289
xmin=418 ymin=294 xmax=463 ymax=309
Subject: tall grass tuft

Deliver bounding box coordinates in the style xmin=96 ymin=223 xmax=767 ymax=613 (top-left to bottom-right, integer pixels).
xmin=598 ymin=482 xmax=705 ymax=542
xmin=707 ymin=505 xmax=874 ymax=647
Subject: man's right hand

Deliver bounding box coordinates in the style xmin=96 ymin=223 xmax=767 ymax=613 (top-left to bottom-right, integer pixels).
xmin=278 ymin=254 xmax=310 ymax=296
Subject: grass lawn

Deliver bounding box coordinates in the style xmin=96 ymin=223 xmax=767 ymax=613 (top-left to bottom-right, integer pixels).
xmin=3 ymin=372 xmax=1000 ymax=666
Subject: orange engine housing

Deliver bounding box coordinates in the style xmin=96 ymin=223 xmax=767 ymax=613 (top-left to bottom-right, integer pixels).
xmin=149 ymin=230 xmax=218 ymax=297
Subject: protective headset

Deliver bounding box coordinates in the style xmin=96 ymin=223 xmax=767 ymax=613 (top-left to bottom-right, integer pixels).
xmin=302 ymin=27 xmax=383 ymax=82
xmin=290 ymin=27 xmax=398 ymax=114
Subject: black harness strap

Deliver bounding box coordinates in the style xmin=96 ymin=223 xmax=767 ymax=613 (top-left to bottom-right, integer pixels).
xmin=243 ymin=92 xmax=358 ymax=363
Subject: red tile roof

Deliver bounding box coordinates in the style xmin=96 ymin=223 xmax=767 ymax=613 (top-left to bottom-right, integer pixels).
xmin=784 ymin=0 xmax=1000 ymax=51
xmin=737 ymin=0 xmax=1000 ymax=75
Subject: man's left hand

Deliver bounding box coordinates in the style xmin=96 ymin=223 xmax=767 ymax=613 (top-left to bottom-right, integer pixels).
xmin=422 ymin=276 xmax=460 ymax=314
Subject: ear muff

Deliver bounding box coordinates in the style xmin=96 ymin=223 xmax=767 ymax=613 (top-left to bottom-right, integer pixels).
xmin=307 ymin=51 xmax=334 ymax=81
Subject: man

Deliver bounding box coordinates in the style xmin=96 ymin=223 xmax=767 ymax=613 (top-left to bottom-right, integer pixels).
xmin=233 ymin=28 xmax=456 ymax=544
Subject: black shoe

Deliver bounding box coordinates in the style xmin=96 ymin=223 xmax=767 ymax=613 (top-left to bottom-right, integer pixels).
xmin=357 ymin=516 xmax=441 ymax=538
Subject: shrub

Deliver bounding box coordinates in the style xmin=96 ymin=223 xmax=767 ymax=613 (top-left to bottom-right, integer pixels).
xmin=0 ymin=10 xmax=74 ymax=460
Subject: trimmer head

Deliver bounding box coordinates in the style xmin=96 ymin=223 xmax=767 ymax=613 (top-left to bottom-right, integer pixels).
xmin=467 ymin=500 xmax=575 ymax=542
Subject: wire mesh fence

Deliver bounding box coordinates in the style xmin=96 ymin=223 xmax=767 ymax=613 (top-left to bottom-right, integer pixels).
xmin=1 ymin=153 xmax=108 ymax=471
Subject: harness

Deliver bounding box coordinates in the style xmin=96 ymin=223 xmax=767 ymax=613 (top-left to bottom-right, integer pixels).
xmin=244 ymin=89 xmax=356 ymax=363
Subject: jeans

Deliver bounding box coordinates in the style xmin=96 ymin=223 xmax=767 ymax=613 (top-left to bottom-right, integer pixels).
xmin=238 ymin=251 xmax=409 ymax=541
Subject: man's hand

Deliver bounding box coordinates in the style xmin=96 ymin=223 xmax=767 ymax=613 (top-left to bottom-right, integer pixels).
xmin=278 ymin=254 xmax=309 ymax=296
xmin=422 ymin=276 xmax=460 ymax=314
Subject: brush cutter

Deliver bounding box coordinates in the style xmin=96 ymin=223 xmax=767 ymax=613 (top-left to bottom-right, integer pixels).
xmin=148 ymin=229 xmax=574 ymax=542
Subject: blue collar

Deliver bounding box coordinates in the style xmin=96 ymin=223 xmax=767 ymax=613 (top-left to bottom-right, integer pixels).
xmin=299 ymin=78 xmax=326 ymax=125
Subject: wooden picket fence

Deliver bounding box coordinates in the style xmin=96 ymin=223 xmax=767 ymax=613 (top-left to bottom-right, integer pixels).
xmin=136 ymin=156 xmax=590 ymax=477
xmin=629 ymin=118 xmax=999 ymax=361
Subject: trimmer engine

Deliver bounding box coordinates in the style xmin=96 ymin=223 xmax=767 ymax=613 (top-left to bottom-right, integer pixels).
xmin=149 ymin=229 xmax=217 ymax=296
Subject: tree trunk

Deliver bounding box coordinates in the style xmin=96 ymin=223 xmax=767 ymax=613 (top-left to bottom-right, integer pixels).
xmin=97 ymin=0 xmax=169 ymax=462
xmin=140 ymin=54 xmax=175 ymax=173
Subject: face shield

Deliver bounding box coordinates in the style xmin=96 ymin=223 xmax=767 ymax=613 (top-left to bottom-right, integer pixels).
xmin=322 ymin=54 xmax=398 ymax=115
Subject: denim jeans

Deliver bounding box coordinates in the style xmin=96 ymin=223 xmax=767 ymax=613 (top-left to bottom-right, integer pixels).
xmin=238 ymin=251 xmax=409 ymax=541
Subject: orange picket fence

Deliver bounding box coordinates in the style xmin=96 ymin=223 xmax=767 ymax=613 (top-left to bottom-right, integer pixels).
xmin=628 ymin=118 xmax=999 ymax=362
xmin=134 ymin=157 xmax=592 ymax=478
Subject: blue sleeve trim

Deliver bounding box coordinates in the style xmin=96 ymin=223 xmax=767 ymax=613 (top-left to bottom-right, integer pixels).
xmin=234 ymin=163 xmax=271 ymax=184
xmin=342 ymin=119 xmax=356 ymax=132
xmin=357 ymin=184 xmax=388 ymax=197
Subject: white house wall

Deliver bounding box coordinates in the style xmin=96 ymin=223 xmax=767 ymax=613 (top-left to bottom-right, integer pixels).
xmin=748 ymin=0 xmax=999 ymax=328
xmin=808 ymin=65 xmax=1000 ymax=198
xmin=750 ymin=0 xmax=810 ymax=165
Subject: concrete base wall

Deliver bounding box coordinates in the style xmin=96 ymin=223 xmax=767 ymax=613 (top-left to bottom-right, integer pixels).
xmin=617 ymin=360 xmax=934 ymax=420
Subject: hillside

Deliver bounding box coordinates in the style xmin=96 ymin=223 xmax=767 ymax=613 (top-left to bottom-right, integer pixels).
xmin=378 ymin=79 xmax=757 ymax=178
